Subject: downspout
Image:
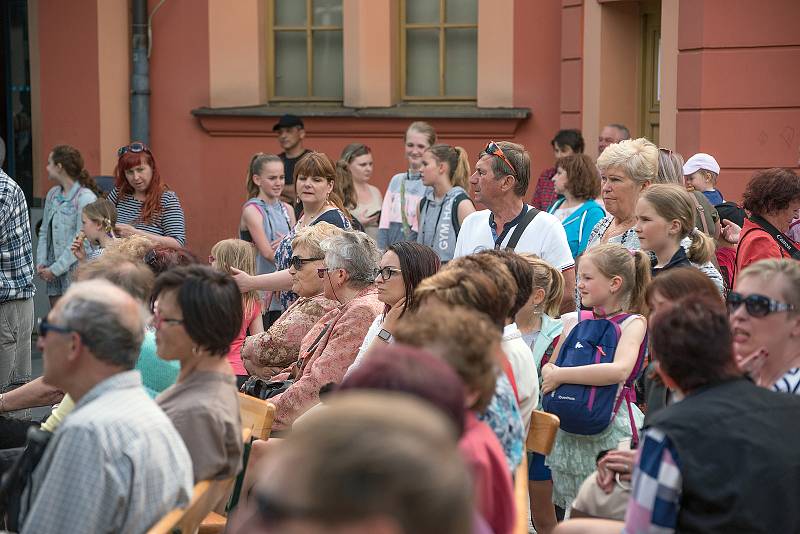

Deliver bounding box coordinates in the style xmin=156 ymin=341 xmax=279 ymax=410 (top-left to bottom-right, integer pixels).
xmin=130 ymin=0 xmax=149 ymax=144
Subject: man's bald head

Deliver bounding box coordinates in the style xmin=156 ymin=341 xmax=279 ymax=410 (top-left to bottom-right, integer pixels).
xmin=55 ymin=280 xmax=147 ymax=369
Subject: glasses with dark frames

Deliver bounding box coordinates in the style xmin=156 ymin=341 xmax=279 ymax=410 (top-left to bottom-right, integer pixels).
xmin=484 ymin=141 xmax=517 ymax=177
xmin=290 ymin=256 xmax=324 ymax=271
xmin=37 ymin=317 xmax=74 ymax=338
xmin=727 ymin=292 xmax=795 ymax=318
xmin=374 ymin=266 xmax=402 ymax=282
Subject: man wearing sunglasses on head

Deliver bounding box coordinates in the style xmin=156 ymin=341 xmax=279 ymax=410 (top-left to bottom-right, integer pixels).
xmin=454 ymin=140 xmax=577 ymax=313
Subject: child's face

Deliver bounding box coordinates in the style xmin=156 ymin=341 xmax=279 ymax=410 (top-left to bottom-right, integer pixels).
xmin=254 ymin=161 xmax=285 ymax=199
xmin=634 ymin=197 xmax=678 ymax=254
xmin=684 ymin=170 xmax=711 ymax=192
xmin=577 ymin=256 xmax=617 ymax=309
xmin=81 ymin=214 xmax=104 ymax=241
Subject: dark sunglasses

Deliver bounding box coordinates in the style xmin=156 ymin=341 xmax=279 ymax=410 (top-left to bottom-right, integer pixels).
xmin=290 ymin=255 xmax=323 ymax=271
xmin=374 ymin=266 xmax=402 ymax=282
xmin=37 ymin=317 xmax=74 ymax=338
xmin=727 ymin=292 xmax=795 ymax=318
xmin=117 ymin=142 xmax=151 ymax=157
xmin=484 ymin=140 xmax=517 ymax=177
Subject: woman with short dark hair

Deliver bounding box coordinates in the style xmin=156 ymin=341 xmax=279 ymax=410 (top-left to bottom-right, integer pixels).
xmin=735 ymin=168 xmax=800 ymax=282
xmin=152 ymin=265 xmax=243 ymax=482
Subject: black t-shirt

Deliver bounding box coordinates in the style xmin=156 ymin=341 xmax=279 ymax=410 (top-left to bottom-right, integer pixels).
xmin=279 ymin=149 xmax=311 ymax=185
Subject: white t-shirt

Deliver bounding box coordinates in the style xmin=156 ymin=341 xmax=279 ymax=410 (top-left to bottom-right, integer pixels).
xmin=502 ymin=323 xmax=539 ymax=433
xmin=344 ymin=315 xmax=384 ymax=380
xmin=453 ymin=206 xmax=575 ymax=271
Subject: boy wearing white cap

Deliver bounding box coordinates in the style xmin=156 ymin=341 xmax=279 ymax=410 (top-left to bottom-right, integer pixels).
xmin=683 ymin=153 xmax=724 ymax=205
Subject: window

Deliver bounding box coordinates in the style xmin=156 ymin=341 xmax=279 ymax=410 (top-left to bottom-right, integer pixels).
xmin=268 ymin=0 xmax=343 ymax=100
xmin=401 ymin=0 xmax=478 ymax=100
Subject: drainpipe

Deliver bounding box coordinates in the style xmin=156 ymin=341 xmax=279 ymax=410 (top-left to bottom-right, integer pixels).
xmin=131 ymin=0 xmax=149 ymax=144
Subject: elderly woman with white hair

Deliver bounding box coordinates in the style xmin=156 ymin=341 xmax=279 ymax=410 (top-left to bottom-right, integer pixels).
xmin=265 ymin=230 xmax=384 ymax=430
xmin=584 ymin=138 xmax=723 ymax=294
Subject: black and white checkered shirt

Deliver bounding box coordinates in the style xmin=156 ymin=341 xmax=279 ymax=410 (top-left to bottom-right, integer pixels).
xmin=0 ymin=170 xmax=35 ymax=302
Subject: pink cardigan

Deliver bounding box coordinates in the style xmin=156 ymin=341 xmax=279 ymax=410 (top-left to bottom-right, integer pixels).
xmin=270 ymin=286 xmax=384 ymax=429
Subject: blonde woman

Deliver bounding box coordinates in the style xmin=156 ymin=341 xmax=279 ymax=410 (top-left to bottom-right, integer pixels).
xmin=210 ymin=239 xmax=264 ymax=386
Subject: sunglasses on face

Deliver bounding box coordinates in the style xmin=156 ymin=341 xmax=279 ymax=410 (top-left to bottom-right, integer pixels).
xmin=117 ymin=142 xmax=151 ymax=157
xmin=727 ymin=292 xmax=795 ymax=318
xmin=289 ymin=256 xmax=323 ymax=271
xmin=37 ymin=317 xmax=74 ymax=338
xmin=484 ymin=141 xmax=517 ymax=177
xmin=374 ymin=266 xmax=402 ymax=282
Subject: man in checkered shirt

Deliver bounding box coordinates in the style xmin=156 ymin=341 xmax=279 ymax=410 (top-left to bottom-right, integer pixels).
xmin=0 ymin=169 xmax=35 ymax=395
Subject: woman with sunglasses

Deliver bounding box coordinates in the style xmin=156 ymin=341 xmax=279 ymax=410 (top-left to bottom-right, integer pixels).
xmin=108 ymin=142 xmax=186 ymax=248
xmin=730 ymin=259 xmax=800 ymax=394
xmin=241 ymin=223 xmax=341 ymax=379
xmin=734 ymin=168 xmax=800 ymax=284
xmin=345 ymin=241 xmax=441 ymax=378
xmin=264 ymin=231 xmax=383 ymax=430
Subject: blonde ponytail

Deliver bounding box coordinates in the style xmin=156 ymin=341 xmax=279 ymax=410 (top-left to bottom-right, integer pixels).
xmin=687 ymin=228 xmax=716 ymax=264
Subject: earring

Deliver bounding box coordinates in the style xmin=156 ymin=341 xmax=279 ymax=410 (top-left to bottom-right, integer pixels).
xmin=533 ymin=305 xmax=543 ymax=316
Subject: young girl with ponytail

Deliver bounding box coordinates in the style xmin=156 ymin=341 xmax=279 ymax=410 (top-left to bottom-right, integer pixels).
xmin=541 ymin=243 xmax=650 ymax=510
xmin=37 ymin=145 xmax=98 ymax=305
xmin=71 ymin=198 xmax=118 ymax=262
xmin=635 ymin=183 xmax=718 ymax=278
xmin=417 ymin=144 xmax=476 ymax=263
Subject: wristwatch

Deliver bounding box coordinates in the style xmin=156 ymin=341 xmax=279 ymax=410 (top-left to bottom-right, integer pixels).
xmin=377 ymin=328 xmax=394 ymax=343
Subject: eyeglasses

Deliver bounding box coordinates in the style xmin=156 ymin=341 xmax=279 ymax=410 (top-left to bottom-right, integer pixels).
xmin=152 ymin=310 xmax=185 ymax=329
xmin=374 ymin=266 xmax=402 ymax=282
xmin=727 ymin=292 xmax=795 ymax=318
xmin=37 ymin=317 xmax=74 ymax=338
xmin=117 ymin=142 xmax=151 ymax=157
xmin=484 ymin=141 xmax=517 ymax=177
xmin=290 ymin=255 xmax=323 ymax=271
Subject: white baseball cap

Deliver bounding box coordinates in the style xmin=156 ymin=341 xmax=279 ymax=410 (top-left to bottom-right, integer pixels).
xmin=683 ymin=153 xmax=720 ymax=175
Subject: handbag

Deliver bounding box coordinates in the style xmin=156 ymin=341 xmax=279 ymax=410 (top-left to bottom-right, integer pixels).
xmin=240 ymin=377 xmax=294 ymax=400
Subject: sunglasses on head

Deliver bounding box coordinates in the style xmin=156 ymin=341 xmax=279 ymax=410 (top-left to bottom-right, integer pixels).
xmin=117 ymin=142 xmax=151 ymax=157
xmin=289 ymin=255 xmax=323 ymax=271
xmin=726 ymin=292 xmax=795 ymax=318
xmin=484 ymin=141 xmax=517 ymax=177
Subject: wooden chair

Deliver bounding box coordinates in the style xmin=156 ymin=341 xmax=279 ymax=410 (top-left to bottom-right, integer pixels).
xmin=147 ymin=476 xmax=236 ymax=534
xmin=197 ymin=395 xmax=276 ymax=534
xmin=527 ymin=410 xmax=560 ymax=455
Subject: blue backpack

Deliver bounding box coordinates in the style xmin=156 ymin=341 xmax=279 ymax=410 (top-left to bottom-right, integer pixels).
xmin=542 ymin=311 xmax=646 ymax=444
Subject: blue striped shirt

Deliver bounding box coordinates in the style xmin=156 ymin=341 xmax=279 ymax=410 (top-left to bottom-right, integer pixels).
xmin=108 ymin=189 xmax=186 ymax=246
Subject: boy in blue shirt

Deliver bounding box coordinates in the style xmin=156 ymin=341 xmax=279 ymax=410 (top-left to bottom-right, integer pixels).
xmin=683 ymin=153 xmax=724 ymax=205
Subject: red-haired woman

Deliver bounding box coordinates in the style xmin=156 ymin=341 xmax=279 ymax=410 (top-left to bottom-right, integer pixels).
xmin=108 ymin=142 xmax=186 ymax=248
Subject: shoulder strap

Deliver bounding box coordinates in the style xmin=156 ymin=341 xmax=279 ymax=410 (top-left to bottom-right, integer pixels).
xmin=691 ymin=193 xmax=711 ymax=235
xmin=503 ymin=206 xmax=540 ymax=251
xmin=451 ymin=192 xmax=471 ymax=235
xmin=244 ymin=199 xmax=268 ymax=219
xmin=749 ymin=215 xmax=800 ymax=260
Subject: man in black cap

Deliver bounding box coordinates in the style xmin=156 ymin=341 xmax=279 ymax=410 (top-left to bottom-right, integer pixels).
xmin=273 ymin=114 xmax=311 ymax=207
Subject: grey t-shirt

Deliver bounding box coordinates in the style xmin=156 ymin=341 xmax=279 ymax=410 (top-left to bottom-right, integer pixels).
xmin=157 ymin=371 xmax=243 ymax=482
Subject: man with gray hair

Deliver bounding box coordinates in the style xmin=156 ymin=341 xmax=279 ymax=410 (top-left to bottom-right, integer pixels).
xmin=19 ymin=279 xmax=193 ymax=534
xmin=598 ymin=123 xmax=631 ymax=156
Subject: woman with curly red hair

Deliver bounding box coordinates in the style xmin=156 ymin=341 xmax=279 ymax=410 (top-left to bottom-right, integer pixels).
xmin=108 ymin=142 xmax=186 ymax=248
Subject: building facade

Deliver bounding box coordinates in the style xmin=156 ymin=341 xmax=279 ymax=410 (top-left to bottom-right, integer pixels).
xmin=6 ymin=0 xmax=799 ymax=255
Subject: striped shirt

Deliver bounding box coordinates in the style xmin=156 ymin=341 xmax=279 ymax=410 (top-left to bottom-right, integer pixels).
xmin=108 ymin=189 xmax=186 ymax=246
xmin=773 ymin=368 xmax=800 ymax=395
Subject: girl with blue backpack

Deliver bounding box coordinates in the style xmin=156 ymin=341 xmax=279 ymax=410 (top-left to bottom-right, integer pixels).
xmin=540 ymin=243 xmax=650 ymax=510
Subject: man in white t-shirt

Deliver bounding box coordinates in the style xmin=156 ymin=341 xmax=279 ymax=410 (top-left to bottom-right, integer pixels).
xmin=454 ymin=140 xmax=576 ymax=312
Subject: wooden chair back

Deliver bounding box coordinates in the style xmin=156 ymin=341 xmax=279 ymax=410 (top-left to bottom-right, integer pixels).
xmin=237 ymin=392 xmax=276 ymax=441
xmin=147 ymin=476 xmax=235 ymax=534
xmin=526 ymin=410 xmax=560 ymax=455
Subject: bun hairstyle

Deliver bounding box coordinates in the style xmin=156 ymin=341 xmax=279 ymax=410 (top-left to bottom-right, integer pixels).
xmin=246 ymin=153 xmax=283 ymax=199
xmin=82 ymin=198 xmax=118 ymax=238
xmin=425 ymin=144 xmax=470 ymax=191
xmin=51 ymin=145 xmax=100 ymax=196
xmin=583 ymin=243 xmax=651 ymax=315
xmin=641 ymin=184 xmax=715 ymax=264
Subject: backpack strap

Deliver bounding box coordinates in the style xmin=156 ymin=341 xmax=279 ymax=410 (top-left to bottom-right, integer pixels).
xmin=451 ymin=192 xmax=472 ymax=235
xmin=691 ymin=192 xmax=711 ymax=235
xmin=500 ymin=356 xmax=520 ymax=404
xmin=502 ymin=206 xmax=540 ymax=251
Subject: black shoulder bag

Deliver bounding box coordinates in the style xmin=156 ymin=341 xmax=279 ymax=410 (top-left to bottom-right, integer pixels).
xmin=498 ymin=206 xmax=540 ymax=251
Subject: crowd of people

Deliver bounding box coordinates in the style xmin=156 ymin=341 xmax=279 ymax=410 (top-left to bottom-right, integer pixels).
xmin=0 ymin=114 xmax=799 ymax=534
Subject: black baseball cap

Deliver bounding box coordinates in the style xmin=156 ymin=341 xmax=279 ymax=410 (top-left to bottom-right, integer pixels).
xmin=272 ymin=114 xmax=304 ymax=131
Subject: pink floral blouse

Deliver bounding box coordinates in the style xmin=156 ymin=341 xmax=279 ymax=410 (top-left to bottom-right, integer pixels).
xmin=241 ymin=295 xmax=338 ymax=379
xmin=269 ymin=286 xmax=384 ymax=429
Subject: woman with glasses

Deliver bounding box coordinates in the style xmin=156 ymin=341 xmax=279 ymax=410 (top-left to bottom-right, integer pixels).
xmin=345 ymin=241 xmax=441 ymax=378
xmin=151 ymin=265 xmax=244 ymax=482
xmin=241 ymin=223 xmax=341 ymax=379
xmin=730 ymin=259 xmax=800 ymax=394
xmin=263 ymin=231 xmax=383 ymax=430
xmin=734 ymin=168 xmax=800 ymax=283
xmin=108 ymin=142 xmax=186 ymax=248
